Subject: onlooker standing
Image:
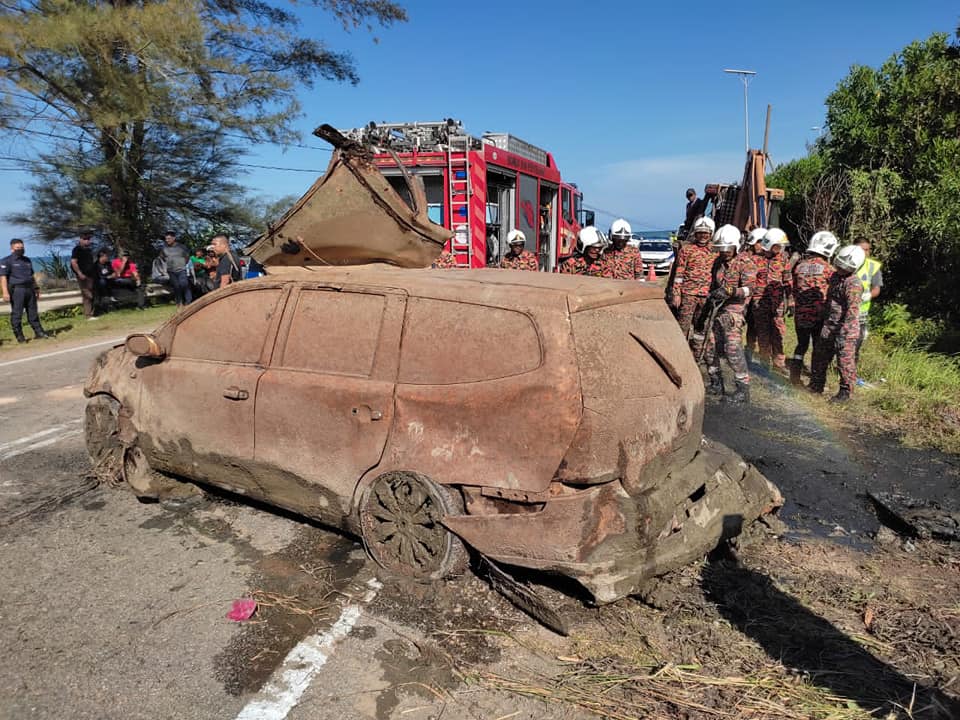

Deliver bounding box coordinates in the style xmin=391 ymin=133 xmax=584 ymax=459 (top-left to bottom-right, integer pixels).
xmin=1 ymin=238 xmax=49 ymax=343
xmin=161 ymin=231 xmax=192 ymax=307
xmin=111 ymin=250 xmax=146 ymax=309
xmin=211 ymin=234 xmax=242 ymax=289
xmin=70 ymin=232 xmax=97 ymax=319
xmin=854 ymin=239 xmax=883 ymax=370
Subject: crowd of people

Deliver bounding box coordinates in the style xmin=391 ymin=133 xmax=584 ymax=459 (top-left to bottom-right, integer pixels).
xmin=1 ymin=231 xmax=251 ymax=342
xmin=70 ymin=231 xmax=247 ymax=319
xmin=431 ymin=205 xmax=883 ymax=405
xmin=668 ymin=216 xmax=882 ymax=404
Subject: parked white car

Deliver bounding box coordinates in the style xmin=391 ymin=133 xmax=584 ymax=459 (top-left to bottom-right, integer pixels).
xmin=633 ymin=234 xmax=675 ymax=275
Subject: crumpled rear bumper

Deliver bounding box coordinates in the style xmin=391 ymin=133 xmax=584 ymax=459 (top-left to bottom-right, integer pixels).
xmin=443 ymin=438 xmax=782 ymax=604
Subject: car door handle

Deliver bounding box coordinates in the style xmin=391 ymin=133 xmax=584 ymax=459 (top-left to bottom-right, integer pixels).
xmin=223 ymin=386 xmax=249 ymax=400
xmin=351 ymin=406 xmax=383 ymax=421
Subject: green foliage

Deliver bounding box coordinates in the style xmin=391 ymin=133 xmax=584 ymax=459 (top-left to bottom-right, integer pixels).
xmin=776 ymin=29 xmax=960 ymax=319
xmin=0 ymin=0 xmax=406 ymax=259
xmin=36 ymin=251 xmax=71 ymax=280
xmin=872 ymin=303 xmax=945 ymax=348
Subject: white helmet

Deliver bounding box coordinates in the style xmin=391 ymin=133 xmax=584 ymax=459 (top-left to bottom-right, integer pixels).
xmin=506 ymin=229 xmax=526 ymax=245
xmin=761 ymin=227 xmax=788 ymax=252
xmin=746 ymin=228 xmax=767 ymax=246
xmin=834 ymin=244 xmax=866 ymax=273
xmin=610 ymin=218 xmax=632 ymax=240
xmin=807 ymin=230 xmax=839 ymax=259
xmin=577 ymin=226 xmax=605 ymax=252
xmin=692 ymin=217 xmax=715 ymax=236
xmin=712 ymin=224 xmax=741 ymax=252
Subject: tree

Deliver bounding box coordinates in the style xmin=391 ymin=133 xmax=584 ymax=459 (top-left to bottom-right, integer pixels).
xmin=0 ymin=0 xmax=405 ymax=258
xmin=771 ymin=28 xmax=960 ymax=319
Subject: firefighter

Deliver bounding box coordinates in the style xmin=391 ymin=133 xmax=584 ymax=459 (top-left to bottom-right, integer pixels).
xmin=669 ymin=216 xmax=715 ymax=352
xmin=743 ymin=228 xmax=767 ymax=362
xmin=704 ymin=224 xmax=756 ymax=403
xmin=809 ymin=245 xmax=865 ymax=402
xmin=788 ymin=231 xmax=838 ymax=385
xmin=432 ymin=242 xmax=458 ymax=269
xmin=498 ymin=230 xmax=539 ymax=271
xmin=755 ymin=228 xmax=792 ymax=370
xmin=602 ymin=218 xmax=644 ymax=280
xmin=559 ymin=226 xmax=606 ymax=276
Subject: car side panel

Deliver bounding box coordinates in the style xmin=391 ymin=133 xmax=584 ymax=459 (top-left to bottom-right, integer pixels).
xmin=383 ymin=299 xmax=581 ymax=493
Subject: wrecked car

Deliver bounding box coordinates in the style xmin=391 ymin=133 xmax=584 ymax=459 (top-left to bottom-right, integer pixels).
xmin=84 ymin=265 xmax=781 ymax=604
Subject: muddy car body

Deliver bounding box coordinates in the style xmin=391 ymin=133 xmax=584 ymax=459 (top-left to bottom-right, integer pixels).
xmin=85 ymin=265 xmax=780 ymax=603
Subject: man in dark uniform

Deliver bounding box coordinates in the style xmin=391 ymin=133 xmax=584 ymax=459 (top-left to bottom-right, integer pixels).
xmin=1 ymin=238 xmax=50 ymax=343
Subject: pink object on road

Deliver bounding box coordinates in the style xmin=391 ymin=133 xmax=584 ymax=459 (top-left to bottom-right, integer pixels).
xmin=226 ymin=598 xmax=257 ymax=621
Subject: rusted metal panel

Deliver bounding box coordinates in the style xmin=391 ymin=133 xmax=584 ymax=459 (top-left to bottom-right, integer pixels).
xmin=86 ymin=263 xmax=782 ymax=608
xmin=245 ymin=126 xmax=451 ymax=269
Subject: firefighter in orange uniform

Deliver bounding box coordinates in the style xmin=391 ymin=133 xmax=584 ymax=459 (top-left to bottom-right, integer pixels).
xmin=756 ymin=228 xmax=792 ymax=369
xmin=602 ymin=218 xmax=644 ymax=280
xmin=432 ymin=242 xmax=458 ymax=269
xmin=670 ymin=217 xmax=716 ymax=350
xmin=559 ymin=226 xmax=606 ymax=276
xmin=743 ymin=228 xmax=767 ymax=362
xmin=788 ymin=230 xmax=838 ymax=385
xmin=498 ymin=230 xmax=539 ymax=271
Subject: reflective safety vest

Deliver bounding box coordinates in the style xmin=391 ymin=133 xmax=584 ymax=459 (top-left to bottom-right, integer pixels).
xmin=858 ymin=258 xmax=882 ymax=315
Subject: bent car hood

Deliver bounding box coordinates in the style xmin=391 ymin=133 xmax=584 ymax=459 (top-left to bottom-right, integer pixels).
xmin=245 ymin=124 xmax=450 ymax=269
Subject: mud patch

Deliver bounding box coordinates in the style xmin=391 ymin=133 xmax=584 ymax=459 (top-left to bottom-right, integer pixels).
xmin=373 ymin=637 xmax=458 ymax=719
xmin=478 ymin=537 xmax=960 ymax=719
xmin=213 ymin=528 xmax=366 ymax=696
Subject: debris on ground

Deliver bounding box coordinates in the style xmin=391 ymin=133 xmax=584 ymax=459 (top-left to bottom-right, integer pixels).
xmin=226 ymin=598 xmax=257 ymax=622
xmin=869 ymin=491 xmax=960 ymax=542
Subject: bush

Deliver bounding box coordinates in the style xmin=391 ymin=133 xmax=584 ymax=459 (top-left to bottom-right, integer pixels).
xmin=872 ymin=303 xmax=944 ymax=348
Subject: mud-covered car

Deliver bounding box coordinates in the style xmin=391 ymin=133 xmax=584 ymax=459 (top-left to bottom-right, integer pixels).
xmin=84 ymin=265 xmax=780 ymax=604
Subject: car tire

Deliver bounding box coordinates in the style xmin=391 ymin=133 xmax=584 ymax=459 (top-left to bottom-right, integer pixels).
xmin=84 ymin=394 xmax=124 ymax=485
xmin=358 ymin=471 xmax=469 ymax=581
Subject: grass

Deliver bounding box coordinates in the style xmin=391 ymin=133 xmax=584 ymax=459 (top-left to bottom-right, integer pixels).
xmin=783 ymin=309 xmax=960 ymax=455
xmin=0 ymin=302 xmax=176 ymax=351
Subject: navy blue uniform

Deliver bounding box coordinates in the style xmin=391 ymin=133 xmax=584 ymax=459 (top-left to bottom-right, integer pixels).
xmin=1 ymin=252 xmax=47 ymax=341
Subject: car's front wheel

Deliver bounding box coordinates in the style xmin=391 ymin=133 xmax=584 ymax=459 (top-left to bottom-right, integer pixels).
xmin=84 ymin=394 xmax=124 ymax=484
xmin=358 ymin=471 xmax=468 ymax=581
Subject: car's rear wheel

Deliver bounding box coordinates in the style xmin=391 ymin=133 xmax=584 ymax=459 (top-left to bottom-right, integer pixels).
xmin=84 ymin=394 xmax=124 ymax=485
xmin=358 ymin=471 xmax=468 ymax=581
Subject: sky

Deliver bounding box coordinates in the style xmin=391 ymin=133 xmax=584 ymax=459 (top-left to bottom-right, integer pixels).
xmin=1 ymin=0 xmax=957 ymax=246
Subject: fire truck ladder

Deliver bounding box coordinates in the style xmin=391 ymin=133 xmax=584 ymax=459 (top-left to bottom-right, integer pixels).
xmin=447 ymin=134 xmax=472 ymax=267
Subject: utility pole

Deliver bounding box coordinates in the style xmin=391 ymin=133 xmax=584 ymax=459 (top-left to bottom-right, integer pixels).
xmin=724 ymin=69 xmax=757 ymax=153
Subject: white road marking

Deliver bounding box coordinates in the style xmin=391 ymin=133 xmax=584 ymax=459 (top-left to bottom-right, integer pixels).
xmin=0 ymin=420 xmax=83 ymax=454
xmin=0 ymin=422 xmax=84 ymax=461
xmin=0 ymin=337 xmax=125 ymax=370
xmin=233 ymin=578 xmax=382 ymax=720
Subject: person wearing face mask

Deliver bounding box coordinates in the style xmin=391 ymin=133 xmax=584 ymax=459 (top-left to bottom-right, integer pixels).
xmin=0 ymin=238 xmax=50 ymax=343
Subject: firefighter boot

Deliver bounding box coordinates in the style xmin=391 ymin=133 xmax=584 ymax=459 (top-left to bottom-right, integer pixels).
xmin=789 ymin=359 xmax=802 ymax=386
xmin=830 ymin=388 xmax=851 ymax=403
xmin=725 ymin=380 xmax=750 ymax=404
xmin=707 ymin=371 xmax=724 ymax=398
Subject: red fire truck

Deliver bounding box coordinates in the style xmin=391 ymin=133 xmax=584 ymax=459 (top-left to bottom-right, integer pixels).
xmin=339 ymin=120 xmax=593 ymax=270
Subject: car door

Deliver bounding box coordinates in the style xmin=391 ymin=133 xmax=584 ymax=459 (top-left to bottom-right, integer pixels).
xmin=136 ymin=285 xmax=287 ymax=490
xmin=253 ymin=285 xmax=404 ymax=525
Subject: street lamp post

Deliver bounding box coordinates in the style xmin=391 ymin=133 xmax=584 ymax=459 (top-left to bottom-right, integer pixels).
xmin=724 ymin=69 xmax=757 ymax=153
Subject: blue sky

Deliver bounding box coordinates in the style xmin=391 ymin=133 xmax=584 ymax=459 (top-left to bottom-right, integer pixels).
xmin=1 ymin=0 xmax=957 ymax=246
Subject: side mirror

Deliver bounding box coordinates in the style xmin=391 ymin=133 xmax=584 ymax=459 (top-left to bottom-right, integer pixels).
xmin=126 ymin=333 xmax=165 ymax=359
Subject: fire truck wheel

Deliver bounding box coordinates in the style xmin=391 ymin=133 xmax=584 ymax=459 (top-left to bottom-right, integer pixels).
xmin=359 ymin=471 xmax=468 ymax=581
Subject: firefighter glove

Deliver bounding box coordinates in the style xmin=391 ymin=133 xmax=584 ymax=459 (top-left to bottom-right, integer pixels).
xmin=708 ymin=287 xmax=728 ymax=304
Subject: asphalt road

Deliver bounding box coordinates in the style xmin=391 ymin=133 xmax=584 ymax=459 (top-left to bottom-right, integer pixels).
xmin=0 ymin=340 xmax=553 ymax=720
xmin=2 ymin=338 xmax=956 ymax=720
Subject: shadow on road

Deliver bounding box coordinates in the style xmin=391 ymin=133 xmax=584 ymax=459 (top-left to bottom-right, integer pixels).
xmin=701 ymin=556 xmax=959 ymax=718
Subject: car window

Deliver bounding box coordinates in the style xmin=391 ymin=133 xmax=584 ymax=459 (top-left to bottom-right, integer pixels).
xmin=171 ymin=288 xmax=282 ymax=363
xmin=561 ymin=187 xmax=573 ymax=223
xmin=281 ymin=289 xmax=385 ymax=376
xmin=400 ymin=298 xmax=541 ymax=384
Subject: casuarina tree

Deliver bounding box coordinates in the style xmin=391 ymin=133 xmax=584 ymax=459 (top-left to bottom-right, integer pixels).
xmin=0 ymin=0 xmax=406 ymax=259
